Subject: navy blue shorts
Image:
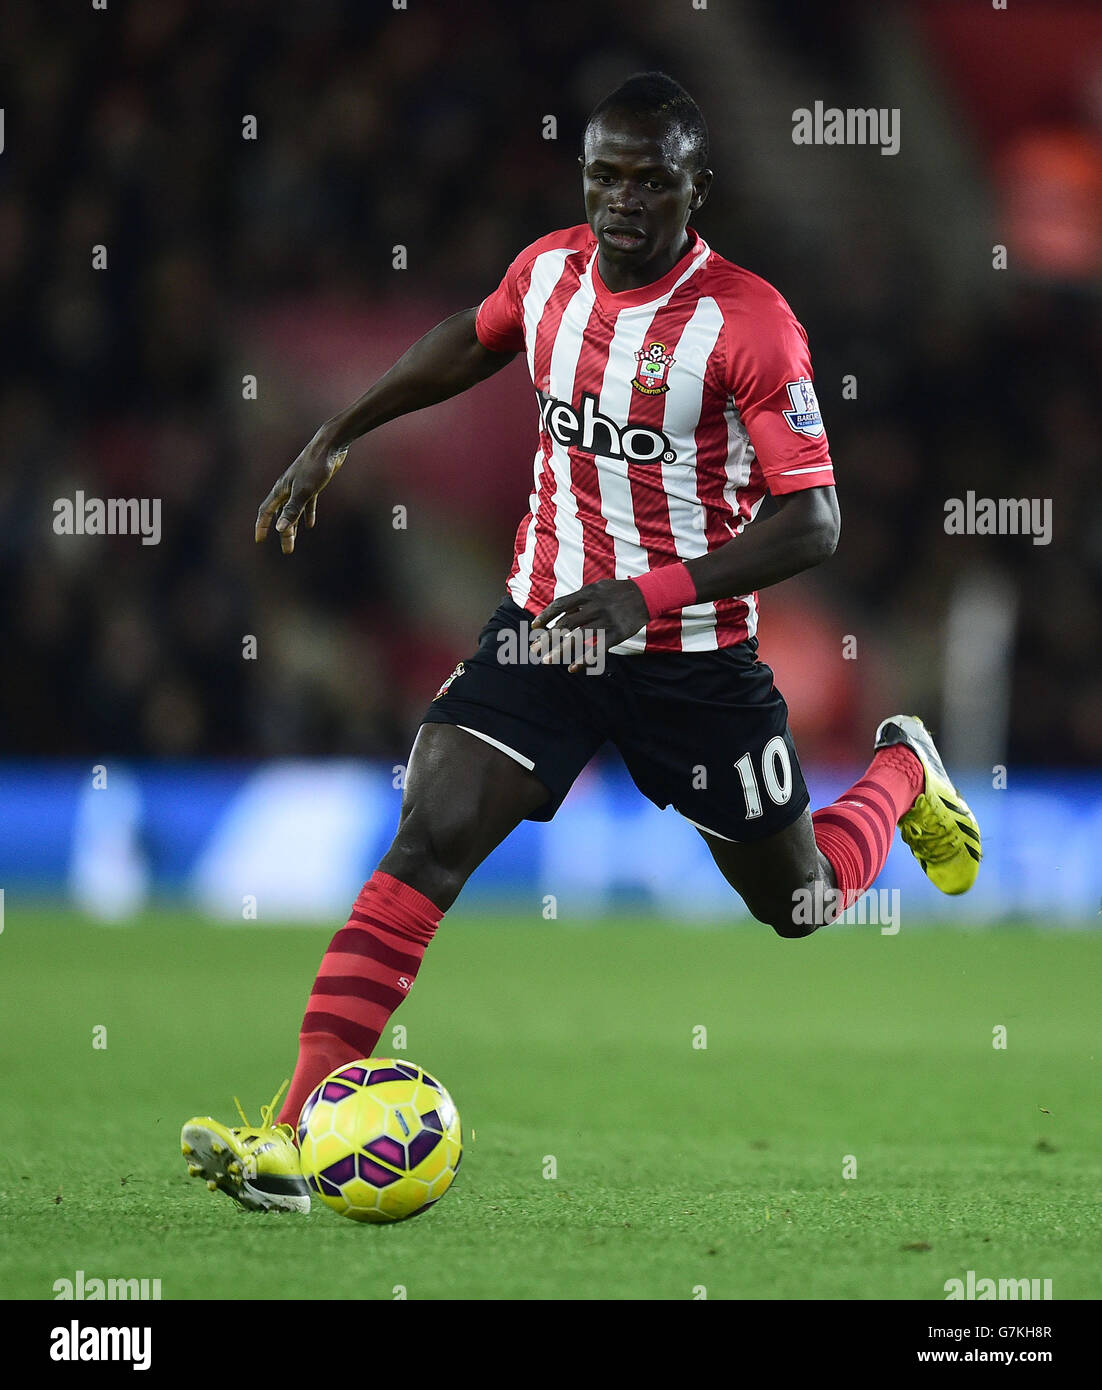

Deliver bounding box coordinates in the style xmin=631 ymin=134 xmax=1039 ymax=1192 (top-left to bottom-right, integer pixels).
xmin=420 ymin=595 xmax=809 ymax=843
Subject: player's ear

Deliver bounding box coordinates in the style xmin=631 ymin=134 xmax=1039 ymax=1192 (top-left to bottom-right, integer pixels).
xmin=691 ymin=169 xmax=713 ymax=211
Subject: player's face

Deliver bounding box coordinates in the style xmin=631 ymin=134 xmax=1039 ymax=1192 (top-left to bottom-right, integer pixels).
xmin=582 ymin=112 xmax=711 ymax=289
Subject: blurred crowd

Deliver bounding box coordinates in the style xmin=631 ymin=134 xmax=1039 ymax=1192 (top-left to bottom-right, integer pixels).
xmin=2 ymin=0 xmax=1099 ymax=767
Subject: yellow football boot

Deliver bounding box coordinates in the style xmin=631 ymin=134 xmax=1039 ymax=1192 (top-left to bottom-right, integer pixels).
xmin=875 ymin=715 xmax=982 ymax=895
xmin=181 ymin=1082 xmax=310 ymax=1213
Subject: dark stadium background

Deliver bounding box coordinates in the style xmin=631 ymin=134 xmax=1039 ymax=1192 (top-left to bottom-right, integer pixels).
xmin=3 ymin=0 xmax=1099 ymax=772
xmin=3 ymin=0 xmax=1102 ymax=1318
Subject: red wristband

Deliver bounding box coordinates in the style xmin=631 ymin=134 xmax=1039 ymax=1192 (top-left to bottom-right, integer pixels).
xmin=630 ymin=563 xmax=697 ymax=620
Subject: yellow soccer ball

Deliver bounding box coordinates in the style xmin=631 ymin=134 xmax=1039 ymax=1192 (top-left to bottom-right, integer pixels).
xmin=297 ymin=1059 xmax=462 ymax=1223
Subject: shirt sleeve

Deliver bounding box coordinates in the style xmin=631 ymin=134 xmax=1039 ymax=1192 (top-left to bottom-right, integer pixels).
xmin=725 ymin=295 xmax=835 ymax=496
xmin=474 ymin=252 xmax=528 ymax=355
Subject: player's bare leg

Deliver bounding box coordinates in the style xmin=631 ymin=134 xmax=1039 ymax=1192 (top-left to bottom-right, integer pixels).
xmin=378 ymin=722 xmax=550 ymax=910
xmin=699 ymin=740 xmax=924 ymax=938
xmin=183 ymin=724 xmax=549 ymax=1209
xmin=700 ymin=718 xmax=980 ymax=938
xmin=698 ymin=808 xmax=836 ymax=938
xmin=273 ymin=722 xmax=550 ymax=1128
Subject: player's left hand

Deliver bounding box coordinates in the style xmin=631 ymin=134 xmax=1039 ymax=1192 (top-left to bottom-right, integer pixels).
xmin=529 ymin=579 xmax=649 ymax=673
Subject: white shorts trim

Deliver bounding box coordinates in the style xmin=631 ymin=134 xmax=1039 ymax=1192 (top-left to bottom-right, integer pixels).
xmin=457 ymin=725 xmax=536 ymax=772
xmin=681 ymin=813 xmax=738 ymax=843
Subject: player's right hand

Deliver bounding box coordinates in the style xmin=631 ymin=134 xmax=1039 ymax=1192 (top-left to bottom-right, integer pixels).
xmin=255 ymin=432 xmax=349 ymax=554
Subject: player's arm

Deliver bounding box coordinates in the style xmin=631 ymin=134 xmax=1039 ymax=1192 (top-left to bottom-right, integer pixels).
xmin=530 ymin=487 xmax=839 ymax=669
xmin=686 ymin=484 xmax=840 ymax=601
xmin=256 ymin=307 xmax=516 ymax=553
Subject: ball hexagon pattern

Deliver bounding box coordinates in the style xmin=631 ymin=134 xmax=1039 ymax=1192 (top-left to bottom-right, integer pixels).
xmin=297 ymin=1059 xmax=462 ymax=1223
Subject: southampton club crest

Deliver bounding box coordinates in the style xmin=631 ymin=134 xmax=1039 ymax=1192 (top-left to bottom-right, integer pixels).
xmin=432 ymin=661 xmax=464 ymax=700
xmin=632 ymin=342 xmax=675 ymax=395
xmin=782 ymin=376 xmax=825 ymax=437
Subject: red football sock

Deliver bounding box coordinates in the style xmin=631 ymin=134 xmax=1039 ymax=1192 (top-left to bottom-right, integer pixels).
xmin=811 ymin=746 xmax=924 ymax=913
xmin=279 ymin=871 xmax=443 ymax=1127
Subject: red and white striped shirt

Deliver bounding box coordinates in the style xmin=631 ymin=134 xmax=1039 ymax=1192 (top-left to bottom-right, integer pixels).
xmin=475 ymin=224 xmax=834 ymax=654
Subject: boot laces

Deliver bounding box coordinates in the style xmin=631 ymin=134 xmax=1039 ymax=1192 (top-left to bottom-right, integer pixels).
xmin=231 ymin=1080 xmax=293 ymax=1140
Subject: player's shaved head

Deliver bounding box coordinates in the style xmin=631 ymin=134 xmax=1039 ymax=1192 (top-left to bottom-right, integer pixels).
xmin=583 ymin=71 xmax=709 ymax=174
xmin=580 ymin=71 xmax=713 ymax=293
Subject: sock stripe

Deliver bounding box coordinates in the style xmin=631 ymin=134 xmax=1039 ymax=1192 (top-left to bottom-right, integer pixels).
xmin=811 ymin=747 xmax=922 ymax=918
xmin=309 ymin=975 xmax=409 ymax=1009
xmin=303 ymin=994 xmax=393 ymax=1033
xmin=349 ymin=897 xmax=438 ymax=946
xmin=835 ymin=788 xmax=895 ymax=845
xmin=822 ymin=822 xmax=872 ymax=878
xmin=315 ymin=951 xmax=408 ymax=987
xmin=369 ymin=870 xmax=445 ymax=919
xmin=833 ymin=800 xmax=891 ymax=861
xmin=848 ymin=779 xmax=897 ymax=814
xmin=329 ymin=924 xmax=423 ymax=973
xmin=279 ymin=870 xmax=443 ymax=1126
xmin=348 ymin=906 xmax=413 ymax=934
xmin=348 ymin=907 xmax=434 ymax=949
xmin=816 ymin=813 xmax=875 ymax=884
xmin=815 ymin=807 xmax=879 ymax=844
xmin=839 ymin=782 xmax=897 ymax=833
xmin=851 ymin=785 xmax=899 ymax=829
xmin=301 ymin=1010 xmax=388 ymax=1059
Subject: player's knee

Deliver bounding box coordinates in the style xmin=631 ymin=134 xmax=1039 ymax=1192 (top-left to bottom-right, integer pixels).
xmin=382 ymin=842 xmax=466 ymax=912
xmin=383 ymin=813 xmax=479 ymax=909
xmin=745 ymin=891 xmax=820 ymax=939
xmin=769 ymin=915 xmax=818 ymax=940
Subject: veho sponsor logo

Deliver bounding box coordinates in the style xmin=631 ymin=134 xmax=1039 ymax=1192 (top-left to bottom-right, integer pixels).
xmin=538 ymin=391 xmax=675 ymax=464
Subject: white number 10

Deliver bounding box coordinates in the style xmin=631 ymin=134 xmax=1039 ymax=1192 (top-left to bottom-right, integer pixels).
xmin=734 ymin=737 xmax=793 ymax=819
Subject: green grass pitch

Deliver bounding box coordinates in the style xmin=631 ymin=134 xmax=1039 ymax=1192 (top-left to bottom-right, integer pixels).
xmin=1 ymin=907 xmax=1099 ymax=1300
